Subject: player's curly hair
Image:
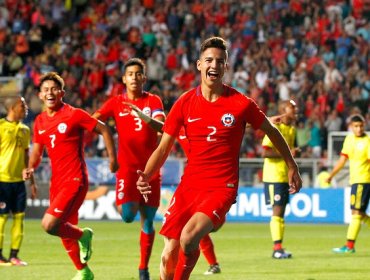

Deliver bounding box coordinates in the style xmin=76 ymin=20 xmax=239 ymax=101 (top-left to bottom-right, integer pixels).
xmin=39 ymin=72 xmax=65 ymax=90
xmin=200 ymin=37 xmax=228 ymax=59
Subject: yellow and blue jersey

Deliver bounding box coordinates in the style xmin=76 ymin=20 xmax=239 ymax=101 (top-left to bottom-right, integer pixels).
xmin=341 ymin=133 xmax=370 ymax=185
xmin=0 ymin=118 xmax=30 ymax=182
xmin=262 ymin=123 xmax=296 ymax=183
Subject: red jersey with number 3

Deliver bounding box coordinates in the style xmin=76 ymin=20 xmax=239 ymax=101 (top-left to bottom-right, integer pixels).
xmin=96 ymin=92 xmax=165 ymax=170
xmin=33 ymin=104 xmax=98 ymax=185
xmin=163 ymin=85 xmax=265 ymax=191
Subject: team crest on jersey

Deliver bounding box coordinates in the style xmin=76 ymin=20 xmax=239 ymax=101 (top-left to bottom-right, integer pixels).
xmin=58 ymin=123 xmax=67 ymax=133
xmin=142 ymin=107 xmax=151 ymax=116
xmin=221 ymin=113 xmax=235 ymax=127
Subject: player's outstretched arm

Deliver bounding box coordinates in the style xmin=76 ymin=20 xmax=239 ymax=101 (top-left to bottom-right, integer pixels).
xmin=94 ymin=120 xmax=119 ymax=173
xmin=326 ymin=155 xmax=347 ymax=183
xmin=124 ymin=102 xmax=165 ymax=133
xmin=137 ymin=132 xmax=175 ymax=195
xmin=25 ymin=149 xmax=38 ymax=199
xmin=259 ymin=118 xmax=302 ymax=194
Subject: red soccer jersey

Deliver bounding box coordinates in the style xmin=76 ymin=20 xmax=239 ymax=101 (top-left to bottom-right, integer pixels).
xmin=163 ymin=85 xmax=265 ymax=191
xmin=96 ymin=92 xmax=165 ymax=170
xmin=33 ymin=104 xmax=98 ymax=186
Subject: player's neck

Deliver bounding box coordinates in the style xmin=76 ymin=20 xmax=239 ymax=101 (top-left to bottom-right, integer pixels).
xmin=126 ymin=90 xmax=143 ymax=100
xmin=45 ymin=103 xmax=64 ymax=116
xmin=201 ymin=83 xmax=224 ymax=102
xmin=5 ymin=114 xmax=20 ymax=123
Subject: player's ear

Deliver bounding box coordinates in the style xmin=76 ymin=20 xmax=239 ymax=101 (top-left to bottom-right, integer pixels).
xmin=196 ymin=60 xmax=201 ymax=71
xmin=122 ymin=75 xmax=126 ymax=84
xmin=225 ymin=62 xmax=229 ymax=71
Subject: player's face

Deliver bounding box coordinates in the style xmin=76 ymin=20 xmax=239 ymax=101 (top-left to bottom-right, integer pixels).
xmin=122 ymin=65 xmax=146 ymax=94
xmin=351 ymin=121 xmax=365 ymax=137
xmin=13 ymin=97 xmax=28 ymax=120
xmin=197 ymin=47 xmax=228 ymax=87
xmin=38 ymin=80 xmax=65 ymax=111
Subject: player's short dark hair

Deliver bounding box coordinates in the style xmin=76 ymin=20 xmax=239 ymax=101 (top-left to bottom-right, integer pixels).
xmin=39 ymin=72 xmax=65 ymax=90
xmin=350 ymin=114 xmax=365 ymax=123
xmin=200 ymin=37 xmax=228 ymax=59
xmin=123 ymin=58 xmax=146 ymax=75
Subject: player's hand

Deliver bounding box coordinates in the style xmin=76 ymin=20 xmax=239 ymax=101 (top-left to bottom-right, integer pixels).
xmin=30 ymin=183 xmax=38 ymax=199
xmin=269 ymin=114 xmax=286 ymax=125
xmin=110 ymin=159 xmax=119 ymax=173
xmin=22 ymin=168 xmax=34 ymax=180
xmin=291 ymin=147 xmax=301 ymax=157
xmin=137 ymin=170 xmax=151 ymax=203
xmin=123 ymin=102 xmax=141 ymax=115
xmin=288 ymin=167 xmax=302 ymax=194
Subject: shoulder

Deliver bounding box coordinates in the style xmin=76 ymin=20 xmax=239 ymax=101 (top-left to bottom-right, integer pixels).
xmin=145 ymin=92 xmax=163 ymax=103
xmin=177 ymin=87 xmax=198 ymax=102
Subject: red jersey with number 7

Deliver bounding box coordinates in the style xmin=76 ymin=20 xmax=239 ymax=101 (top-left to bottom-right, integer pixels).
xmin=33 ymin=103 xmax=98 ymax=186
xmin=163 ymin=85 xmax=265 ymax=191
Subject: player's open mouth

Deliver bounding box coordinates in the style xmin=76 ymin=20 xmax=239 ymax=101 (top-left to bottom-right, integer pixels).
xmin=208 ymin=71 xmax=219 ymax=79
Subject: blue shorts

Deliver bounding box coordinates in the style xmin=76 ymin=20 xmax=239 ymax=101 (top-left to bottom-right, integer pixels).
xmin=0 ymin=181 xmax=26 ymax=214
xmin=350 ymin=183 xmax=370 ymax=212
xmin=264 ymin=182 xmax=290 ymax=206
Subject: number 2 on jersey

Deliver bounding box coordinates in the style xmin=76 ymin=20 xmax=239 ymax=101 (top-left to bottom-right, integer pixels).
xmin=207 ymin=126 xmax=217 ymax=142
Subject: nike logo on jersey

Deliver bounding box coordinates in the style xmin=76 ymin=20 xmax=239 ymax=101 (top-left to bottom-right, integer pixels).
xmin=119 ymin=112 xmax=129 ymax=117
xmin=212 ymin=210 xmax=221 ymax=220
xmin=38 ymin=130 xmax=46 ymax=134
xmin=188 ymin=117 xmax=202 ymax=123
xmin=54 ymin=208 xmax=63 ymax=213
xmin=178 ymin=135 xmax=187 ymax=140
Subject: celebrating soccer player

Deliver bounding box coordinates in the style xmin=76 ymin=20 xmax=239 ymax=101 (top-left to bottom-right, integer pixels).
xmin=137 ymin=37 xmax=302 ymax=280
xmin=23 ymin=72 xmax=118 ymax=280
xmin=328 ymin=114 xmax=370 ymax=254
xmin=93 ymin=58 xmax=165 ymax=280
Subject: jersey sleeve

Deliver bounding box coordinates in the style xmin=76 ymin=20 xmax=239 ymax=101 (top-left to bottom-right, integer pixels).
xmin=23 ymin=126 xmax=31 ymax=149
xmin=75 ymin=109 xmax=99 ymax=132
xmin=151 ymin=94 xmax=165 ymax=119
xmin=262 ymin=134 xmax=273 ymax=149
xmin=95 ymin=97 xmax=115 ymax=121
xmin=245 ymin=98 xmax=266 ymax=130
xmin=340 ymin=135 xmax=350 ymax=157
xmin=32 ymin=117 xmax=43 ymax=144
xmin=163 ymin=96 xmax=184 ymax=138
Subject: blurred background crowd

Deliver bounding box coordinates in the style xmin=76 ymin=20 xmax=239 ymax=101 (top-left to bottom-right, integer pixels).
xmin=0 ymin=0 xmax=369 ymax=161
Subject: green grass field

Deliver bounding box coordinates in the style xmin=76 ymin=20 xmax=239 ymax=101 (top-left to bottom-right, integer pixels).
xmin=1 ymin=220 xmax=369 ymax=280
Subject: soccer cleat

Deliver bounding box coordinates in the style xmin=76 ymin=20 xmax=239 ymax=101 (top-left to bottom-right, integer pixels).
xmin=204 ymin=264 xmax=221 ymax=275
xmin=78 ymin=228 xmax=94 ymax=264
xmin=139 ymin=268 xmax=151 ymax=280
xmin=9 ymin=257 xmax=28 ymax=266
xmin=332 ymin=245 xmax=355 ymax=254
xmin=72 ymin=266 xmax=94 ymax=280
xmin=0 ymin=257 xmax=11 ymax=267
xmin=272 ymin=249 xmax=292 ymax=259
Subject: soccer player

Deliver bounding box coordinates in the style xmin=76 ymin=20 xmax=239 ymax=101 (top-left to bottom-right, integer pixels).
xmin=136 ymin=37 xmax=302 ymax=280
xmin=0 ymin=96 xmax=37 ymax=266
xmin=328 ymin=114 xmax=370 ymax=253
xmin=23 ymin=72 xmax=118 ymax=280
xmin=262 ymin=100 xmax=300 ymax=259
xmin=92 ymin=58 xmax=165 ymax=280
xmin=126 ymin=103 xmax=221 ymax=275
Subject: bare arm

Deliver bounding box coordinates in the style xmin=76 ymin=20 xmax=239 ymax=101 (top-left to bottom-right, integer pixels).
xmin=124 ymin=102 xmax=165 ymax=133
xmin=25 ymin=149 xmax=37 ymax=199
xmin=327 ymin=155 xmax=347 ymax=183
xmin=137 ymin=132 xmax=176 ymax=196
xmin=93 ymin=120 xmax=119 ymax=173
xmin=22 ymin=142 xmax=44 ymax=180
xmin=259 ymin=118 xmax=302 ymax=194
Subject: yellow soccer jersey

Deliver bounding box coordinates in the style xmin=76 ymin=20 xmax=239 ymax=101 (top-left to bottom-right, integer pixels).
xmin=0 ymin=118 xmax=30 ymax=182
xmin=262 ymin=123 xmax=296 ymax=183
xmin=341 ymin=133 xmax=370 ymax=185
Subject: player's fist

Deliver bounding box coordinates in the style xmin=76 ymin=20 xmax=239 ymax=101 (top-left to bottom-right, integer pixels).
xmin=22 ymin=168 xmax=34 ymax=180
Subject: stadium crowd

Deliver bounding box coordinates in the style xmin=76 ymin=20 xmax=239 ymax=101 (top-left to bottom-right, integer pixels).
xmin=0 ymin=0 xmax=369 ymax=159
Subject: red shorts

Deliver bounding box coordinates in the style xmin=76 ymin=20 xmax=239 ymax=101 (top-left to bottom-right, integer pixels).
xmin=116 ymin=169 xmax=161 ymax=207
xmin=159 ymin=185 xmax=237 ymax=239
xmin=47 ymin=180 xmax=88 ymax=224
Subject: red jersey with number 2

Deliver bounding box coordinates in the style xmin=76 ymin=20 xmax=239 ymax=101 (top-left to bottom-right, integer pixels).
xmin=163 ymin=85 xmax=265 ymax=191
